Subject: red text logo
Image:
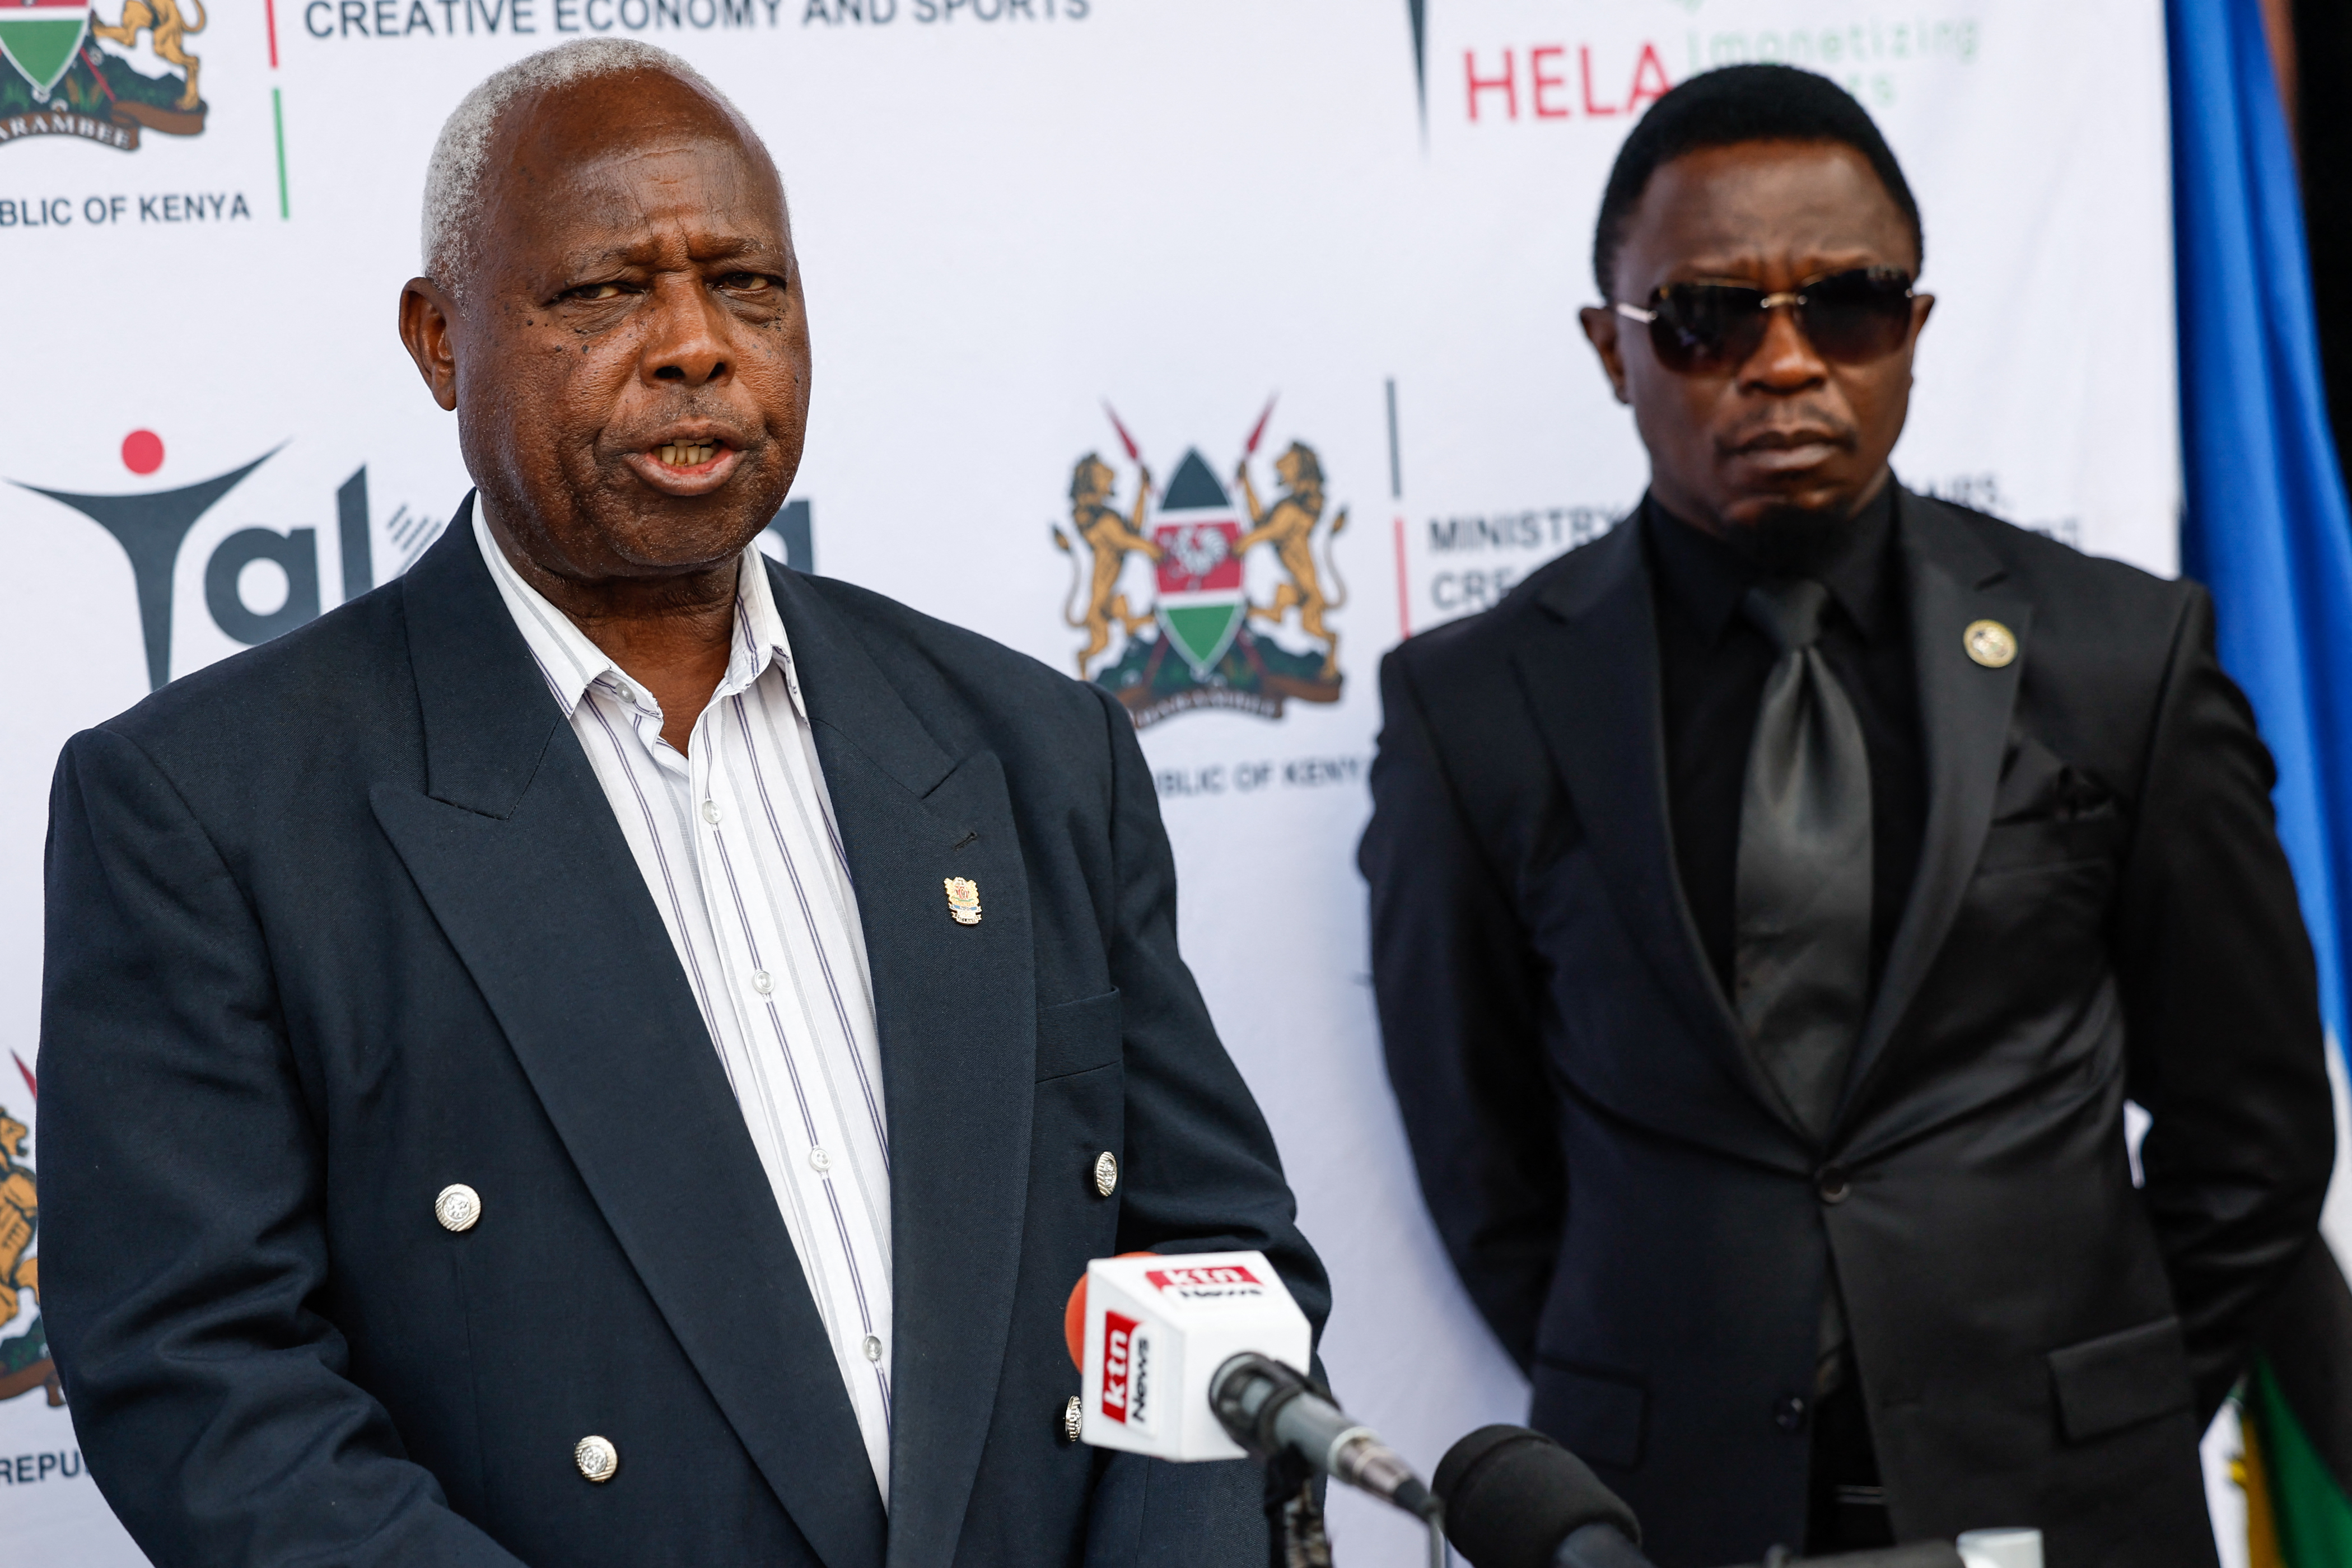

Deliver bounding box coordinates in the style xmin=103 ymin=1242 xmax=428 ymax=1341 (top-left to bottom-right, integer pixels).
xmin=1099 ymin=1310 xmax=1140 ymax=1423
xmin=1146 ymin=1264 xmax=1264 ymax=1292
xmin=1463 ymin=41 xmax=1672 ymax=124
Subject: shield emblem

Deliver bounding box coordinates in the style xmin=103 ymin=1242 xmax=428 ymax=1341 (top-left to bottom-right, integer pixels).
xmin=1151 ymin=450 xmax=1247 ymax=679
xmin=0 ymin=0 xmax=90 ymax=100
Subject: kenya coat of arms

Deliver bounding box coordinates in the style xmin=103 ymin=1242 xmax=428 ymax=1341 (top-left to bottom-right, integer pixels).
xmin=1055 ymin=403 xmax=1348 ymax=728
xmin=0 ymin=1054 xmax=52 ymax=1409
xmin=0 ymin=0 xmax=206 ymax=148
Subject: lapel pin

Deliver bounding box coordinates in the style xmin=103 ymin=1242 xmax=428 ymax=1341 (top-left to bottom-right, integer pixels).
xmin=944 ymin=877 xmax=982 ymax=927
xmin=1963 ymin=619 xmax=2017 ymax=669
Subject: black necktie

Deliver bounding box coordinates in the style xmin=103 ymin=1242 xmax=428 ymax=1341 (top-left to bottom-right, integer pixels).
xmin=1735 ymin=580 xmax=1872 ymax=1137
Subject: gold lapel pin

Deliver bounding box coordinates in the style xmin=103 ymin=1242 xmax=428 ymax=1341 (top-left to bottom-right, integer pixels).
xmin=944 ymin=877 xmax=982 ymax=927
xmin=1963 ymin=619 xmax=2017 ymax=669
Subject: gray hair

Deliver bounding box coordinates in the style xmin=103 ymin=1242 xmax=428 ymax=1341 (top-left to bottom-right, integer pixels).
xmin=419 ymin=39 xmax=739 ymax=293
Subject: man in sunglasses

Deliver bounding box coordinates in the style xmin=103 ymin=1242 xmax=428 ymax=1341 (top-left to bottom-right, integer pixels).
xmin=1362 ymin=63 xmax=2331 ymax=1567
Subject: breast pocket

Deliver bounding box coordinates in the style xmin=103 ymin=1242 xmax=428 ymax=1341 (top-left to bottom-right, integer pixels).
xmin=1037 ymin=988 xmax=1122 ymax=1082
xmin=1975 ymin=801 xmax=2129 ymax=879
xmin=1978 ymin=731 xmax=2127 ymax=880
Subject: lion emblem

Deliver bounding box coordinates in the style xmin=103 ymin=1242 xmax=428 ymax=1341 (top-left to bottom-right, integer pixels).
xmin=1235 ymin=441 xmax=1347 ymax=681
xmin=1051 ymin=408 xmax=1348 ymax=726
xmin=91 ymin=0 xmax=205 ymax=112
xmin=0 ymin=1101 xmax=54 ymax=1407
xmin=1053 ymin=451 xmax=1163 ymax=678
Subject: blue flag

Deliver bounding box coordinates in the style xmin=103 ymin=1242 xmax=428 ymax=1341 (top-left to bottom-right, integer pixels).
xmin=2172 ymin=0 xmax=2352 ymax=1048
xmin=2171 ymin=1 xmax=2352 ymax=1552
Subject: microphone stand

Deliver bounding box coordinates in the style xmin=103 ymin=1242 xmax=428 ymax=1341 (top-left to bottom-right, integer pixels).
xmin=1262 ymin=1447 xmax=1334 ymax=1568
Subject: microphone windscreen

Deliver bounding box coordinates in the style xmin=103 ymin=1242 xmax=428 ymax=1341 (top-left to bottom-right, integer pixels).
xmin=1064 ymin=1273 xmax=1088 ymax=1370
xmin=1066 ymin=1252 xmax=1160 ymax=1370
xmin=1432 ymin=1425 xmax=1641 ymax=1568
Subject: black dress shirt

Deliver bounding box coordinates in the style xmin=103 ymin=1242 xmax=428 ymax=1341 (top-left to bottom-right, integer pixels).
xmin=1644 ymin=485 xmax=1928 ymax=1004
xmin=1646 ymin=484 xmax=1930 ymax=1547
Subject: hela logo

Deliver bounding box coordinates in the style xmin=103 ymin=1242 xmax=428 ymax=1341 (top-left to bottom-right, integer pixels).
xmin=1145 ymin=1264 xmax=1264 ymax=1296
xmin=1099 ymin=1310 xmax=1152 ymax=1429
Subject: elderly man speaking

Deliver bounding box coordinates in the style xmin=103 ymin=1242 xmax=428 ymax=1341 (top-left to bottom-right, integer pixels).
xmin=37 ymin=40 xmax=1324 ymax=1568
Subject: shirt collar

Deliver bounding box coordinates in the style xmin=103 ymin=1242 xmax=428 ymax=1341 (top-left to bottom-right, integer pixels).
xmin=472 ymin=503 xmax=805 ymax=724
xmin=1642 ymin=480 xmax=1899 ymax=647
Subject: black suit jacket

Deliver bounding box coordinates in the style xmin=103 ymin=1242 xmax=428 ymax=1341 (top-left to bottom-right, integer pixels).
xmin=1360 ymin=490 xmax=2331 ymax=1567
xmin=40 ymin=503 xmax=1327 ymax=1568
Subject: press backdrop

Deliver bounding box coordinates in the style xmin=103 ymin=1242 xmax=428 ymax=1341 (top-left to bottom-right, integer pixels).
xmin=0 ymin=1 xmax=2188 ymax=1561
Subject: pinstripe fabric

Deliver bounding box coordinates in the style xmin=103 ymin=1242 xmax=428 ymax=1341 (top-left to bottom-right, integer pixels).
xmin=473 ymin=516 xmax=896 ymax=1505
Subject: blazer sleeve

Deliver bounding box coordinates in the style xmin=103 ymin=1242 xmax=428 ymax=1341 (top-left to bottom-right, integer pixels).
xmin=1071 ymin=684 xmax=1331 ymax=1568
xmin=1358 ymin=647 xmax=1562 ymax=1370
xmin=39 ymin=727 xmax=523 ymax=1568
xmin=2112 ymin=585 xmax=2336 ymax=1418
xmin=1085 ymin=683 xmax=1329 ymax=1333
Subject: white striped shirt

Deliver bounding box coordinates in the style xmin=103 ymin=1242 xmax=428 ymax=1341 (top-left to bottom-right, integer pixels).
xmin=474 ymin=514 xmax=896 ymax=1504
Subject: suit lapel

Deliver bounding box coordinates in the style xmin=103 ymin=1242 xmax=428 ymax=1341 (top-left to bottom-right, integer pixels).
xmin=1837 ymin=492 xmax=2031 ymax=1126
xmin=769 ymin=564 xmax=1038 ymax=1568
xmin=1510 ymin=522 xmax=1807 ymax=1140
xmin=371 ymin=506 xmax=888 ymax=1568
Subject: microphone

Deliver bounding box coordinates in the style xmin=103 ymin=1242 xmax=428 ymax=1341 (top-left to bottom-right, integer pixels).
xmin=1432 ymin=1424 xmax=1973 ymax=1568
xmin=1209 ymin=1351 xmax=1437 ymax=1520
xmin=1067 ymin=1251 xmax=1437 ymax=1519
xmin=1433 ymin=1425 xmax=1644 ymax=1568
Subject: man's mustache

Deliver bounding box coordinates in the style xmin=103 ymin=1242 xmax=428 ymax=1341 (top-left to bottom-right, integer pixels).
xmin=604 ymin=400 xmax=765 ymax=454
xmin=1717 ymin=410 xmax=1860 ymax=456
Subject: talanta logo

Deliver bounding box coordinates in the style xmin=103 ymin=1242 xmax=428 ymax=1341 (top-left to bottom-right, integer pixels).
xmin=0 ymin=0 xmax=209 ymax=150
xmin=1052 ymin=402 xmax=1348 ymax=729
xmin=13 ymin=435 xmax=439 ymax=691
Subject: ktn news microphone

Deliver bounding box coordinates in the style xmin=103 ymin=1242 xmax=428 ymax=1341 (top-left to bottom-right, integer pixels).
xmin=1432 ymin=1425 xmax=2042 ymax=1568
xmin=1064 ymin=1250 xmax=1438 ymax=1522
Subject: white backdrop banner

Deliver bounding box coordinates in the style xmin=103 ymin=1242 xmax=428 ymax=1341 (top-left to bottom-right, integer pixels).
xmin=0 ymin=1 xmax=2176 ymax=1562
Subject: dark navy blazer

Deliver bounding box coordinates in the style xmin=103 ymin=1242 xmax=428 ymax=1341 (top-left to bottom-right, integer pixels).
xmin=40 ymin=500 xmax=1327 ymax=1568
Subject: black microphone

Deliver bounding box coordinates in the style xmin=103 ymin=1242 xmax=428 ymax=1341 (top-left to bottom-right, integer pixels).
xmin=1434 ymin=1425 xmax=1644 ymax=1568
xmin=1207 ymin=1352 xmax=1439 ymax=1520
xmin=1432 ymin=1424 xmax=1967 ymax=1568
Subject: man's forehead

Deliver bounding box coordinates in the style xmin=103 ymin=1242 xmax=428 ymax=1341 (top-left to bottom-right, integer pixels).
xmin=496 ymin=66 xmax=773 ymax=192
xmin=477 ymin=81 xmax=786 ymax=269
xmin=1631 ymin=142 xmax=1914 ymax=268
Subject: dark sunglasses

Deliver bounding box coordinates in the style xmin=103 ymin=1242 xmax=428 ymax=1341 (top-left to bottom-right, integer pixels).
xmin=1612 ymin=267 xmax=1920 ymax=374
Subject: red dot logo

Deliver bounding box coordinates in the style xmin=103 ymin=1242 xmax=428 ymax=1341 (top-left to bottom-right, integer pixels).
xmin=122 ymin=430 xmax=165 ymax=477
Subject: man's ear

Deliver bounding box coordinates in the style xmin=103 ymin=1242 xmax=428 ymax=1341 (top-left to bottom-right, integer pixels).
xmin=1579 ymin=306 xmax=1631 ymax=407
xmin=399 ymin=278 xmax=461 ymax=413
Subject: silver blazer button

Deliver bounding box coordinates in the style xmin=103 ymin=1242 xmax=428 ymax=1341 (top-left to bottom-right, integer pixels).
xmin=575 ymin=1435 xmax=619 ymax=1483
xmin=434 ymin=1184 xmax=481 ymax=1233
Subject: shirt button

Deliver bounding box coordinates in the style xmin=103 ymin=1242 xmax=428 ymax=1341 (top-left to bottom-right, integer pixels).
xmin=862 ymin=1334 xmax=884 ymax=1363
xmin=615 ymin=684 xmax=636 ymax=704
xmin=702 ymin=800 xmax=722 ymax=825
xmin=1773 ymin=1394 xmax=1809 ymax=1433
xmin=751 ymin=969 xmax=773 ymax=995
xmin=809 ymin=1146 xmax=832 ymax=1173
